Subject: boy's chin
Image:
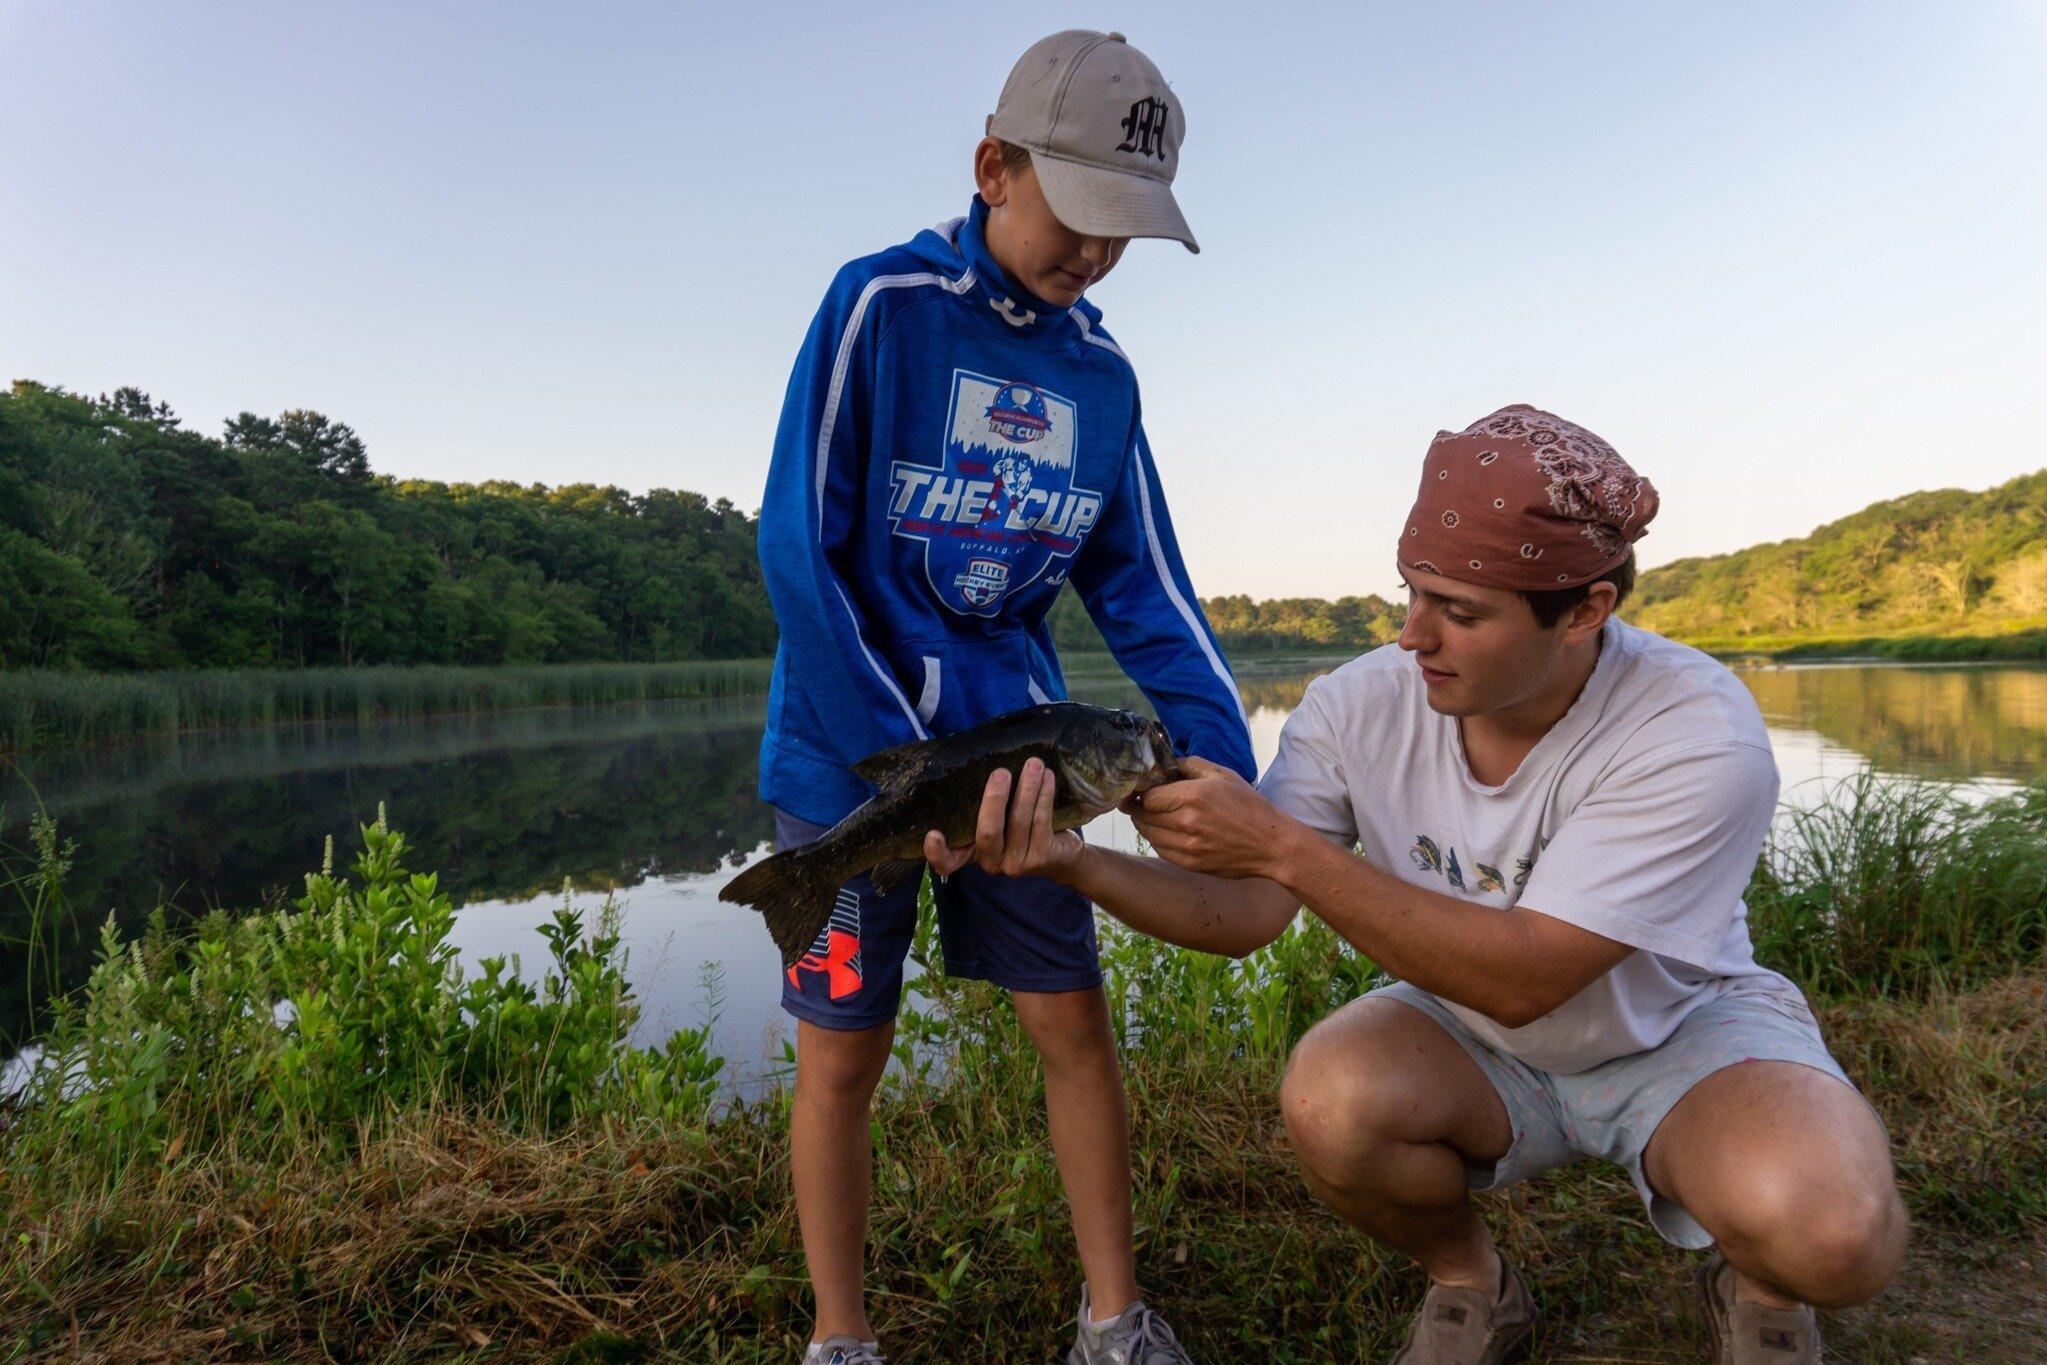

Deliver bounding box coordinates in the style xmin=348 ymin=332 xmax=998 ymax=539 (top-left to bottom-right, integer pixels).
xmin=1030 ymin=277 xmax=1085 ymax=308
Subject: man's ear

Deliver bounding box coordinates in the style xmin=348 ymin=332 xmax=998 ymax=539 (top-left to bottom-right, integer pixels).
xmin=1563 ymin=581 xmax=1618 ymax=645
xmin=973 ymin=136 xmax=1009 ymax=207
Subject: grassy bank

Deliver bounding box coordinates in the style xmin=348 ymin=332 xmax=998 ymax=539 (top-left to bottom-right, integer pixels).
xmin=0 ymin=660 xmax=776 ymax=753
xmin=1688 ymin=623 xmax=2047 ymax=663
xmin=0 ymin=652 xmax=1342 ymax=755
xmin=3 ymin=781 xmax=2044 ymax=1360
xmin=12 ymin=636 xmax=2046 ymax=755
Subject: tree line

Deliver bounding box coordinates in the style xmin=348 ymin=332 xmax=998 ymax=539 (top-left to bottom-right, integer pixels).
xmin=0 ymin=382 xmax=774 ymax=669
xmin=0 ymin=381 xmax=1404 ymax=674
xmin=16 ymin=379 xmax=2030 ymax=674
xmin=1631 ymin=469 xmax=2047 ymax=643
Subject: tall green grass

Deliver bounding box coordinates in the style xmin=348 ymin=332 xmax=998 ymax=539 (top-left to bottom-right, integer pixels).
xmin=0 ymin=811 xmax=75 ymax=1040
xmin=1746 ymin=775 xmax=2047 ymax=996
xmin=0 ymin=660 xmax=776 ymax=752
xmin=2 ymin=778 xmax=2042 ymax=1358
xmin=2 ymin=806 xmax=721 ymax=1183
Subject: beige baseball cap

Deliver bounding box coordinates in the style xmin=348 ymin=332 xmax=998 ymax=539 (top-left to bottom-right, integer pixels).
xmin=986 ymin=30 xmax=1198 ymax=253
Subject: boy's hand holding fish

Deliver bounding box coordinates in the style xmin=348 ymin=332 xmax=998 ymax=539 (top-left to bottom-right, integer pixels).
xmin=928 ymin=753 xmax=1304 ymax=886
xmin=922 ymin=756 xmax=1088 ymax=881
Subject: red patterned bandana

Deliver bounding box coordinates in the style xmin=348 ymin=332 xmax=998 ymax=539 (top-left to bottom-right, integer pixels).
xmin=1398 ymin=404 xmax=1658 ymax=591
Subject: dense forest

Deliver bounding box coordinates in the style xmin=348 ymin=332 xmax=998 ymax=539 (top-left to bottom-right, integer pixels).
xmin=7 ymin=380 xmax=2041 ymax=672
xmin=0 ymin=382 xmax=775 ymax=670
xmin=1632 ymin=469 xmax=2047 ymax=645
xmin=1045 ymin=589 xmax=1402 ymax=657
xmin=0 ymin=380 xmax=1403 ymax=673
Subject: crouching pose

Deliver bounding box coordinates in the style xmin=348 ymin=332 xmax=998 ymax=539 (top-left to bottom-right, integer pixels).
xmin=929 ymin=406 xmax=1905 ymax=1363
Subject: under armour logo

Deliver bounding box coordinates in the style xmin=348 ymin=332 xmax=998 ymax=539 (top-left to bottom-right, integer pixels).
xmin=1116 ymin=96 xmax=1170 ymax=160
xmin=989 ymin=296 xmax=1036 ymax=327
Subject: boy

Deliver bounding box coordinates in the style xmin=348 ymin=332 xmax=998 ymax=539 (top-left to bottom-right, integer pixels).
xmin=753 ymin=30 xmax=1254 ymax=1365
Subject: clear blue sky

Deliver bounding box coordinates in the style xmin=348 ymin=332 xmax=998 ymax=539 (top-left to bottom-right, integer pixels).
xmin=4 ymin=2 xmax=2042 ymax=599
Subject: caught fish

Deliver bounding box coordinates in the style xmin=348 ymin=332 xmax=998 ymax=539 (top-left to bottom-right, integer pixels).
xmin=722 ymin=702 xmax=1181 ymax=965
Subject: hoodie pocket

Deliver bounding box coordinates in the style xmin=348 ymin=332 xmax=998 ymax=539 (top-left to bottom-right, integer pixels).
xmin=889 ymin=635 xmax=1042 ymax=734
xmin=913 ymin=656 xmax=942 ymax=727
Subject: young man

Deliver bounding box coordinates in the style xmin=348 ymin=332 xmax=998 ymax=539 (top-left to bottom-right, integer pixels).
xmin=754 ymin=29 xmax=1254 ymax=1365
xmin=930 ymin=406 xmax=1907 ymax=1363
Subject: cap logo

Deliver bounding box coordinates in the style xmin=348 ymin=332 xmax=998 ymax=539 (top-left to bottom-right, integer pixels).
xmin=1116 ymin=96 xmax=1170 ymax=160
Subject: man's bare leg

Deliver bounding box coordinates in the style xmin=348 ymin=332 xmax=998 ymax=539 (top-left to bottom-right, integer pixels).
xmin=791 ymin=1017 xmax=896 ymax=1343
xmin=1012 ymin=985 xmax=1141 ymax=1319
xmin=1279 ymin=997 xmax=1515 ymax=1293
xmin=1643 ymin=1059 xmax=1906 ymax=1309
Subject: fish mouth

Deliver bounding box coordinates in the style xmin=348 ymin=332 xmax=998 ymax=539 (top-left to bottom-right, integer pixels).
xmin=1129 ymin=726 xmax=1182 ymax=789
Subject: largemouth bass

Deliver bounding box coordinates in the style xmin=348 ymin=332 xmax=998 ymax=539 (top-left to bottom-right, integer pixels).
xmin=722 ymin=702 xmax=1181 ymax=965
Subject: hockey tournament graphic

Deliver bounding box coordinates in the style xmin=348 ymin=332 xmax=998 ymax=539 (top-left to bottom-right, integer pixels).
xmin=887 ymin=371 xmax=1102 ymax=616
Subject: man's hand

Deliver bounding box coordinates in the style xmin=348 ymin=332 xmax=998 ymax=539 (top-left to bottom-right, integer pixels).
xmin=923 ymin=756 xmax=1087 ymax=882
xmin=1129 ymin=755 xmax=1305 ymax=881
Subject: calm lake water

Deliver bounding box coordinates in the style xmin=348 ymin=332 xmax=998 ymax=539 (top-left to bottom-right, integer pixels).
xmin=3 ymin=659 xmax=2042 ymax=1088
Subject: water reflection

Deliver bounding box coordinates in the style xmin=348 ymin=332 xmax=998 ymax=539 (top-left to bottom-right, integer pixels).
xmin=1740 ymin=664 xmax=2047 ymax=785
xmin=0 ymin=698 xmax=773 ymax=1043
xmin=3 ymin=660 xmax=2042 ymax=1082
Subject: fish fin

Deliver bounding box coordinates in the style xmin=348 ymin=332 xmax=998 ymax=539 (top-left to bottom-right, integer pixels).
xmin=851 ymin=738 xmax=933 ymax=790
xmin=720 ymin=848 xmax=841 ymax=967
xmin=868 ymin=857 xmax=925 ymax=897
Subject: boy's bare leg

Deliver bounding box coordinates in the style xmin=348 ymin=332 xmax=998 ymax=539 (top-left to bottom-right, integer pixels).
xmin=1012 ymin=985 xmax=1141 ymax=1318
xmin=1279 ymin=997 xmax=1515 ymax=1291
xmin=792 ymin=1017 xmax=896 ymax=1343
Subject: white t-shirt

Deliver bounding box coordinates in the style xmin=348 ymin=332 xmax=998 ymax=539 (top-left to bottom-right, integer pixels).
xmin=1257 ymin=618 xmax=1790 ymax=1074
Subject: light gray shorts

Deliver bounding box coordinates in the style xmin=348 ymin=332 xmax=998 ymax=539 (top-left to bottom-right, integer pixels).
xmin=1371 ymin=981 xmax=1860 ymax=1249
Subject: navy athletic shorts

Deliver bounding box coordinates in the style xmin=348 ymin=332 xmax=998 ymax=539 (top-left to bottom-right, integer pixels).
xmin=772 ymin=808 xmax=1103 ymax=1031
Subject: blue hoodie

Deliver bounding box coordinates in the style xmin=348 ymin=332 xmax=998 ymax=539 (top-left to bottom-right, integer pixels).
xmin=757 ymin=197 xmax=1255 ymax=826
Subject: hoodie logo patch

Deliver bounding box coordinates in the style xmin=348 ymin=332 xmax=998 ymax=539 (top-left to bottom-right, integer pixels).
xmin=954 ymin=558 xmax=1010 ymax=606
xmin=888 ymin=369 xmax=1100 ymax=617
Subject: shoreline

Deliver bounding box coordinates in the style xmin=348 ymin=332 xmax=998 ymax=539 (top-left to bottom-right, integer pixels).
xmin=5 ymin=639 xmax=2042 ymax=754
xmin=4 ymin=784 xmax=2041 ymax=1359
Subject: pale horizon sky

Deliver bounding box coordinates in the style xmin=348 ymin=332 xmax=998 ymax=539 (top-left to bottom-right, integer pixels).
xmin=4 ymin=2 xmax=2043 ymax=600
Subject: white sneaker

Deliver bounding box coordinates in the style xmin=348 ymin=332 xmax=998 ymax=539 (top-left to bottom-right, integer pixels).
xmin=804 ymin=1336 xmax=885 ymax=1365
xmin=1068 ymin=1285 xmax=1193 ymax=1364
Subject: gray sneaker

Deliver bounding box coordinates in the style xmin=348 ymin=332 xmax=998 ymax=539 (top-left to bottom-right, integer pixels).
xmin=803 ymin=1337 xmax=886 ymax=1365
xmin=1069 ymin=1285 xmax=1194 ymax=1364
xmin=1391 ymin=1251 xmax=1537 ymax=1364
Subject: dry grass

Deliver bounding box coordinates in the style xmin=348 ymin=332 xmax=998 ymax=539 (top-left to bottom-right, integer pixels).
xmin=5 ymin=974 xmax=2040 ymax=1362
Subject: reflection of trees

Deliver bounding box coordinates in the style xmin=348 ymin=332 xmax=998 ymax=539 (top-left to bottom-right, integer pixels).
xmin=1066 ymin=663 xmax=1346 ymax=731
xmin=29 ymin=656 xmax=2030 ymax=1045
xmin=6 ymin=698 xmax=768 ymax=827
xmin=1236 ymin=668 xmax=1345 ymax=716
xmin=0 ymin=701 xmax=771 ymax=1043
xmin=1086 ymin=658 xmax=2047 ymax=788
xmin=1739 ymin=666 xmax=2047 ymax=783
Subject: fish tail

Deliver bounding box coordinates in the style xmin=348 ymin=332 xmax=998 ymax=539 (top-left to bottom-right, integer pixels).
xmin=720 ymin=846 xmax=847 ymax=967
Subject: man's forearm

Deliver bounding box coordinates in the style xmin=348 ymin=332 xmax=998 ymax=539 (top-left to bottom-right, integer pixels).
xmin=1269 ymin=827 xmax=1557 ymax=1026
xmin=1067 ymin=843 xmax=1292 ymax=958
